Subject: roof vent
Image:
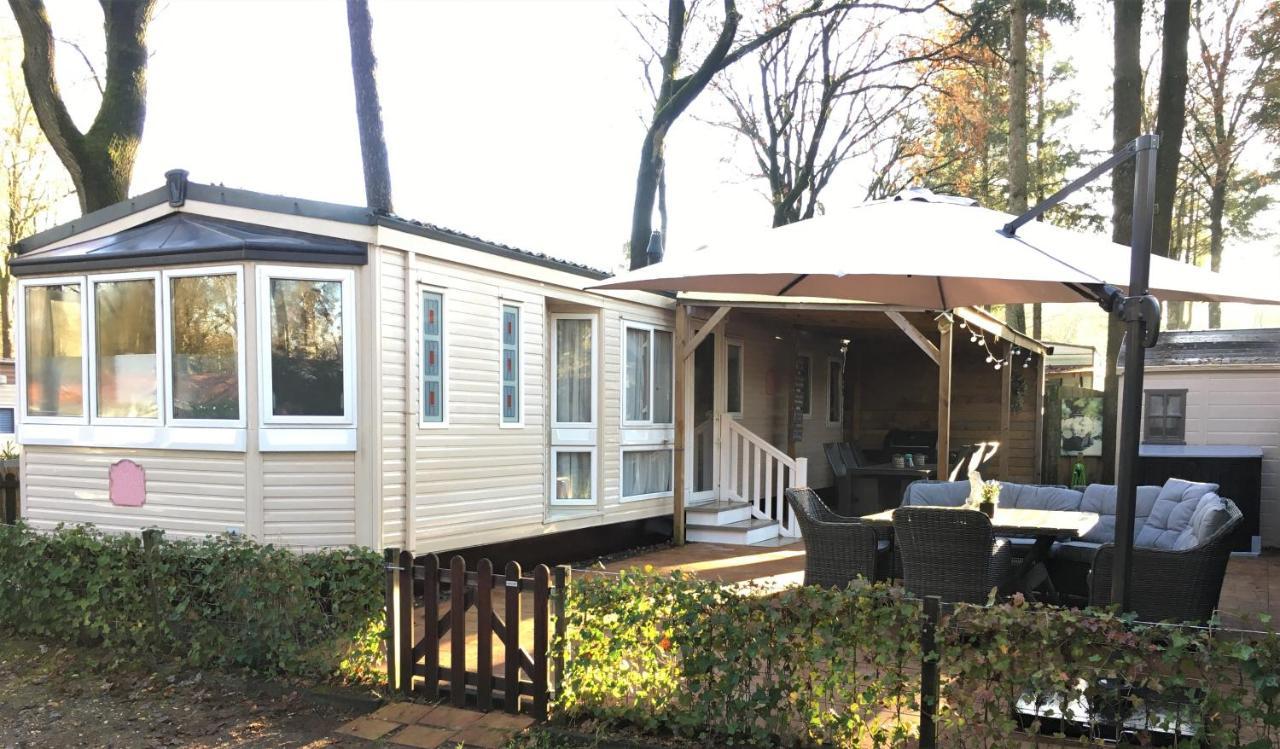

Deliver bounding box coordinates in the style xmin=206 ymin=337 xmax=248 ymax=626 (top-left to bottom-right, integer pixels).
xmin=645 ymin=230 xmax=665 ymax=265
xmin=165 ymin=169 xmax=189 ymax=207
xmin=891 ymin=186 xmax=977 ymax=206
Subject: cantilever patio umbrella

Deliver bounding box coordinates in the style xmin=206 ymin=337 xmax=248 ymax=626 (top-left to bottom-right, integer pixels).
xmin=593 ymin=136 xmax=1280 ymax=612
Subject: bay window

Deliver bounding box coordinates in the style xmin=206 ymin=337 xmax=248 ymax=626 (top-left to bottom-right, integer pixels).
xmin=19 ymin=268 xmax=248 ymax=448
xmin=91 ymin=273 xmax=161 ymax=422
xmin=550 ymin=313 xmax=597 ymax=506
xmin=22 ymin=280 xmax=86 ymax=420
xmin=165 ymin=268 xmax=244 ymax=424
xmin=258 ymin=266 xmax=355 ymax=428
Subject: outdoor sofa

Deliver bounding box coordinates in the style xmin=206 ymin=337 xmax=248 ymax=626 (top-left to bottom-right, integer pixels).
xmin=900 ymin=477 xmax=1243 ymax=621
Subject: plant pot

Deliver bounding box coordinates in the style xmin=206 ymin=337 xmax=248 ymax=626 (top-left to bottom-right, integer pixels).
xmin=978 ymin=500 xmax=995 ymax=518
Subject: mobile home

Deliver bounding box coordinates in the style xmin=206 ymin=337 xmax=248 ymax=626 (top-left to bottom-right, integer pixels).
xmin=10 ymin=171 xmax=1047 ymax=558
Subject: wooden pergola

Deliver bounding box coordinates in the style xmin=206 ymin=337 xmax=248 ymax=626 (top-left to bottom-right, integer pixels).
xmin=668 ymin=298 xmax=1050 ymax=544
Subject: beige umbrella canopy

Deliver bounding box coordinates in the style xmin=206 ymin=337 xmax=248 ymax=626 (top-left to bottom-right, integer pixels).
xmin=592 ymin=189 xmax=1280 ymax=308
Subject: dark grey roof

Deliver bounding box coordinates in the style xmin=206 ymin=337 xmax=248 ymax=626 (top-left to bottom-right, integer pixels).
xmin=1127 ymin=328 xmax=1280 ymax=367
xmin=10 ymin=213 xmax=367 ymax=276
xmin=12 ymin=177 xmax=609 ymax=280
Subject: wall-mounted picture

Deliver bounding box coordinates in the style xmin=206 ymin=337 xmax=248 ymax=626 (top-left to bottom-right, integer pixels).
xmin=1061 ymin=395 xmax=1104 ymax=456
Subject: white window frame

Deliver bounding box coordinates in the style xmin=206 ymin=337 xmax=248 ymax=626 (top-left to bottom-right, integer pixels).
xmin=161 ymin=266 xmax=247 ymax=429
xmin=419 ymin=286 xmax=449 ymax=429
xmin=826 ymin=356 xmax=844 ymax=426
xmin=621 ymin=319 xmax=674 ymax=428
xmin=499 ymin=300 xmax=524 ymax=428
xmin=797 ymin=354 xmax=813 ymax=417
xmin=550 ymin=446 xmax=597 ymax=507
xmin=88 ymin=270 xmax=163 ymax=427
xmin=726 ymin=338 xmax=744 ymax=419
xmin=257 ymin=265 xmax=357 ymax=428
xmin=619 ymin=445 xmax=674 ymax=503
xmin=549 ymin=312 xmax=599 ymax=507
xmin=16 ymin=275 xmax=90 ymax=426
xmin=549 ymin=312 xmax=598 ymax=434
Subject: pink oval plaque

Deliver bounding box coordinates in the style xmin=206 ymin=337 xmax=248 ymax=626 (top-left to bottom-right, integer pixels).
xmin=109 ymin=459 xmax=146 ymax=507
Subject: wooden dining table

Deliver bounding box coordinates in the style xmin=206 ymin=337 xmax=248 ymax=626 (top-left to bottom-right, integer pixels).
xmin=859 ymin=507 xmax=1102 ymax=598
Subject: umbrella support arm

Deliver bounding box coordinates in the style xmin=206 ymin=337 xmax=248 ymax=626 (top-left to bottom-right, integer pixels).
xmin=1000 ymin=136 xmax=1149 ymax=237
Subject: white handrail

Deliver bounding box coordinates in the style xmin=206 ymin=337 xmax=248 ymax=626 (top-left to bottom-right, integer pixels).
xmin=719 ymin=418 xmax=807 ymax=537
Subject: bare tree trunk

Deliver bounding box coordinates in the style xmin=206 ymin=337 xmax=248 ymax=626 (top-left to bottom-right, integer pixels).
xmin=8 ymin=0 xmax=156 ymax=213
xmin=1004 ymin=0 xmax=1029 ymax=333
xmin=1152 ymin=0 xmax=1191 ymax=259
xmin=1207 ymin=178 xmax=1227 ymax=328
xmin=346 ymin=0 xmax=394 ymax=214
xmin=1102 ymin=0 xmax=1143 ymax=484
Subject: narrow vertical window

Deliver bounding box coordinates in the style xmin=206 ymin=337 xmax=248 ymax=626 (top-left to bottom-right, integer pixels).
xmin=652 ymin=329 xmax=673 ymax=423
xmin=625 ymin=326 xmax=651 ymax=422
xmin=422 ymin=290 xmax=444 ymax=423
xmin=23 ymin=283 xmax=84 ymax=418
xmin=726 ymin=341 xmax=743 ymax=415
xmin=554 ymin=317 xmax=593 ymax=425
xmin=94 ymin=277 xmax=159 ymax=419
xmin=550 ymin=313 xmax=597 ymax=506
xmin=170 ymin=274 xmax=239 ymax=421
xmin=827 ymin=358 xmax=843 ymax=424
xmin=501 ymin=304 xmax=520 ymax=424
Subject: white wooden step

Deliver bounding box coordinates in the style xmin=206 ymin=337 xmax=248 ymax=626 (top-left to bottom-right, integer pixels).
xmin=687 ymin=517 xmax=779 ymax=545
xmin=748 ymin=534 xmax=804 ymax=548
xmin=684 ymin=499 xmax=753 ymax=526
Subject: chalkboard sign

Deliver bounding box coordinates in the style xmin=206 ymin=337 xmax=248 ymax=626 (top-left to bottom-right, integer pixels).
xmin=790 ymin=356 xmax=808 ymax=444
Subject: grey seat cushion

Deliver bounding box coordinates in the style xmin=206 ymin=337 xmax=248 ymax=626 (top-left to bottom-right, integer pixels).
xmin=1174 ymin=492 xmax=1231 ymax=550
xmin=1079 ymin=483 xmax=1162 ymax=544
xmin=902 ymin=481 xmax=969 ymax=507
xmin=1050 ymin=540 xmax=1103 ymax=564
xmin=1135 ymin=479 xmax=1223 ymax=550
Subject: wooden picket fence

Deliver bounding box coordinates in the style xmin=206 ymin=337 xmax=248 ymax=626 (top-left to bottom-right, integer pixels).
xmin=383 ymin=550 xmax=569 ymax=720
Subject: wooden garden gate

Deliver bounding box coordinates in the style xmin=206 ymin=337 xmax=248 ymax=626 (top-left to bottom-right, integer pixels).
xmin=383 ymin=550 xmax=569 ymax=720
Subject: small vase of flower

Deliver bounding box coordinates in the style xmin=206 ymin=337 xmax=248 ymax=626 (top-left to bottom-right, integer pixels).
xmin=978 ymin=480 xmax=1000 ymax=518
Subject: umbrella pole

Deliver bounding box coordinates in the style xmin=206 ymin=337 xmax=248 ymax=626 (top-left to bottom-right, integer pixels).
xmin=1111 ymin=135 xmax=1161 ymax=611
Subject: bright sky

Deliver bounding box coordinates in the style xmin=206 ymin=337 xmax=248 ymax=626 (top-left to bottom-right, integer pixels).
xmin=8 ymin=0 xmax=1280 ymax=337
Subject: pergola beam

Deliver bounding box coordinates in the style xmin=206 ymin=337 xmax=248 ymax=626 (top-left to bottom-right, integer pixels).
xmin=682 ymin=306 xmax=730 ymax=361
xmin=886 ymin=311 xmax=940 ymax=365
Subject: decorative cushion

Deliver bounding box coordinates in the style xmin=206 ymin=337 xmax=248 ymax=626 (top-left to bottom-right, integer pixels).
xmin=1172 ymin=492 xmax=1231 ymax=550
xmin=902 ymin=481 xmax=969 ymax=507
xmin=1078 ymin=484 xmax=1161 ymax=543
xmin=1137 ymin=480 xmax=1222 ymax=550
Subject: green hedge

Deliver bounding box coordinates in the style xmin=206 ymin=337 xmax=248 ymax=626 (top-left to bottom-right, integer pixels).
xmin=556 ymin=568 xmax=1280 ymax=748
xmin=0 ymin=522 xmax=384 ymax=680
xmin=556 ymin=567 xmax=921 ymax=747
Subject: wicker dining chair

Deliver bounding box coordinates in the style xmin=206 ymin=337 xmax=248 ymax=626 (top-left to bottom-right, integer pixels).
xmin=892 ymin=506 xmax=1013 ymax=604
xmin=785 ymin=487 xmax=890 ymax=587
xmin=1088 ymin=499 xmax=1243 ymax=624
xmin=823 ymin=443 xmax=855 ymax=516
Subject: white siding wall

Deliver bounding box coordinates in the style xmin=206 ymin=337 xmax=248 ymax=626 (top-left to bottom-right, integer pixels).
xmin=380 ymin=248 xmax=408 ymax=547
xmin=21 ymin=446 xmax=247 ymax=538
xmin=261 ymin=452 xmax=358 ymax=547
xmin=1140 ymin=368 xmax=1280 ymax=547
xmin=410 ymin=253 xmax=549 ymax=552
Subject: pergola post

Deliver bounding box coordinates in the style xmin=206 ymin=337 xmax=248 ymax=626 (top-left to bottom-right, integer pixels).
xmin=999 ymin=341 xmax=1013 ymax=480
xmin=936 ymin=316 xmax=954 ymax=480
xmin=672 ymin=303 xmax=689 ymax=545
